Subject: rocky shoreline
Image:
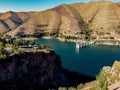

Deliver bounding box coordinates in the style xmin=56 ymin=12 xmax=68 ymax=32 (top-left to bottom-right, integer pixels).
xmin=57 ymin=37 xmax=120 ymax=46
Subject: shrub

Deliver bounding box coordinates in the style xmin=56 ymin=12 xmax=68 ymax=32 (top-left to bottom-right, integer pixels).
xmin=0 ymin=41 xmax=4 ymax=55
xmin=39 ymin=44 xmax=50 ymax=49
xmin=96 ymin=70 xmax=107 ymax=90
xmin=109 ymin=36 xmax=114 ymax=39
xmin=97 ymin=32 xmax=105 ymax=36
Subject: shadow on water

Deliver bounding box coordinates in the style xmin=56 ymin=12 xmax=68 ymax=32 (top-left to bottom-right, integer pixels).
xmin=55 ymin=55 xmax=95 ymax=87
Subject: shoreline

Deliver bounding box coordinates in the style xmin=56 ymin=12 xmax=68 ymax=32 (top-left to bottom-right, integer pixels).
xmin=18 ymin=37 xmax=120 ymax=46
xmin=57 ymin=37 xmax=120 ymax=46
xmin=19 ymin=37 xmax=39 ymax=40
xmin=41 ymin=36 xmax=53 ymax=39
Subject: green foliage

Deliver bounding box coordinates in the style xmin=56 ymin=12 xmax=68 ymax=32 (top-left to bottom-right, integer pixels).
xmin=92 ymin=70 xmax=107 ymax=90
xmin=33 ymin=31 xmax=46 ymax=38
xmin=12 ymin=45 xmax=18 ymax=53
xmin=39 ymin=44 xmax=50 ymax=49
xmin=59 ymin=34 xmax=77 ymax=40
xmin=81 ymin=26 xmax=93 ymax=40
xmin=0 ymin=41 xmax=4 ymax=55
xmin=13 ymin=39 xmax=35 ymax=46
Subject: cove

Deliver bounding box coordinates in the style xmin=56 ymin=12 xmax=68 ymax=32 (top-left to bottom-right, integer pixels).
xmin=36 ymin=38 xmax=120 ymax=77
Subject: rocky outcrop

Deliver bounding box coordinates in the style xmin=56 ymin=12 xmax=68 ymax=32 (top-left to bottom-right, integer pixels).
xmin=0 ymin=50 xmax=69 ymax=90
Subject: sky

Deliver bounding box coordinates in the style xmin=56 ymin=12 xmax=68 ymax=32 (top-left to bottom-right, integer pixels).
xmin=0 ymin=0 xmax=119 ymax=12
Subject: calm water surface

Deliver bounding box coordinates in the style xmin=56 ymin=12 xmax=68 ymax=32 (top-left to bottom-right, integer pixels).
xmin=36 ymin=38 xmax=120 ymax=77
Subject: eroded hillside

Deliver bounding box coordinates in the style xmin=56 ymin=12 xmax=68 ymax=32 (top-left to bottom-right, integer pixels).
xmin=0 ymin=1 xmax=120 ymax=39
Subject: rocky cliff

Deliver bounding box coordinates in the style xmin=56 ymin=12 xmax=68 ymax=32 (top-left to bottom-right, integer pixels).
xmin=0 ymin=50 xmax=69 ymax=90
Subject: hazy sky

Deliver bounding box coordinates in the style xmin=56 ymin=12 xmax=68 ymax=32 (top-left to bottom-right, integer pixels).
xmin=0 ymin=0 xmax=119 ymax=12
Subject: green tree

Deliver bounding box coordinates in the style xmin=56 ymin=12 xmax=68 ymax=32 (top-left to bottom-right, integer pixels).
xmin=0 ymin=41 xmax=4 ymax=55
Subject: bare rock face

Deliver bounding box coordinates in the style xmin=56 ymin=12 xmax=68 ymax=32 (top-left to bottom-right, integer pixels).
xmin=0 ymin=50 xmax=69 ymax=90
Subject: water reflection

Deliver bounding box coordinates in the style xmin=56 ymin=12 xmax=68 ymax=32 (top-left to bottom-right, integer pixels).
xmin=76 ymin=48 xmax=80 ymax=53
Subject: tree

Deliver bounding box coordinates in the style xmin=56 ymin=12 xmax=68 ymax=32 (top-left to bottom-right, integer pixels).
xmin=0 ymin=41 xmax=4 ymax=55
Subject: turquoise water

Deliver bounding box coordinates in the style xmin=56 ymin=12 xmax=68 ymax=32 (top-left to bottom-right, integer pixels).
xmin=36 ymin=38 xmax=120 ymax=77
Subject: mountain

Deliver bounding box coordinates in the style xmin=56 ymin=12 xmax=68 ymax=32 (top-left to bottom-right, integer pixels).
xmin=0 ymin=11 xmax=30 ymax=34
xmin=70 ymin=1 xmax=120 ymax=39
xmin=6 ymin=4 xmax=86 ymax=37
xmin=0 ymin=1 xmax=120 ymax=39
xmin=71 ymin=1 xmax=120 ymax=31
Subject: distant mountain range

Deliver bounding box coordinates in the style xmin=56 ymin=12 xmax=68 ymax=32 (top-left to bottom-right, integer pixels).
xmin=1 ymin=1 xmax=120 ymax=38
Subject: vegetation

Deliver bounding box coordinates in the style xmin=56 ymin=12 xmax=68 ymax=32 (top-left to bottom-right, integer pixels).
xmin=38 ymin=44 xmax=50 ymax=49
xmin=90 ymin=70 xmax=107 ymax=90
xmin=0 ymin=41 xmax=4 ymax=55
xmin=13 ymin=39 xmax=36 ymax=46
xmin=58 ymin=69 xmax=108 ymax=90
xmin=96 ymin=31 xmax=105 ymax=36
xmin=59 ymin=34 xmax=78 ymax=40
xmin=109 ymin=36 xmax=114 ymax=39
xmin=80 ymin=25 xmax=93 ymax=40
xmin=33 ymin=31 xmax=47 ymax=38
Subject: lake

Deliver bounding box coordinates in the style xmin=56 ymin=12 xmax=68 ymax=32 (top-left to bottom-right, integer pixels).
xmin=36 ymin=38 xmax=120 ymax=77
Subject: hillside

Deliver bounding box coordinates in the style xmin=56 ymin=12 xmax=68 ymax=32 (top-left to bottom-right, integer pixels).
xmin=6 ymin=4 xmax=85 ymax=37
xmin=70 ymin=1 xmax=120 ymax=39
xmin=0 ymin=1 xmax=120 ymax=39
xmin=0 ymin=11 xmax=31 ymax=34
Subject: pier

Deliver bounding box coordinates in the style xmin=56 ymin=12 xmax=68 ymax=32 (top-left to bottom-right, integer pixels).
xmin=76 ymin=40 xmax=97 ymax=48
